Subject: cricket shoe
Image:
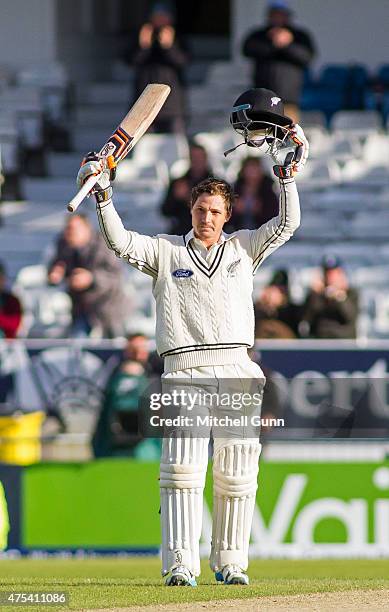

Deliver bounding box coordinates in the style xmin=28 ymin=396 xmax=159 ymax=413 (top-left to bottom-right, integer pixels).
xmin=215 ymin=564 xmax=249 ymax=585
xmin=165 ymin=565 xmax=197 ymax=587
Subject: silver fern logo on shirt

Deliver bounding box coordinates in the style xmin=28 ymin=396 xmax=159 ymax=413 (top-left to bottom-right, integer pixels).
xmin=172 ymin=268 xmax=194 ymax=278
xmin=227 ymin=259 xmax=241 ymax=277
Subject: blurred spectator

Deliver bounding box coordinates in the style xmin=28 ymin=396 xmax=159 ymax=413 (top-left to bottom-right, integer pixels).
xmin=301 ymin=256 xmax=359 ymax=339
xmin=242 ymin=0 xmax=316 ymax=123
xmin=47 ymin=214 xmax=126 ymax=338
xmin=255 ymin=269 xmax=301 ymax=339
xmin=229 ymin=156 xmax=278 ymax=231
xmin=92 ymin=333 xmax=162 ymax=459
xmin=161 ymin=143 xmax=212 ymax=234
xmin=124 ymin=2 xmax=189 ymax=133
xmin=0 ymin=261 xmax=22 ymax=339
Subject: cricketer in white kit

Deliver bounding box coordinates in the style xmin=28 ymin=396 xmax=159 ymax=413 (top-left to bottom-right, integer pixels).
xmin=77 ymin=89 xmax=308 ymax=587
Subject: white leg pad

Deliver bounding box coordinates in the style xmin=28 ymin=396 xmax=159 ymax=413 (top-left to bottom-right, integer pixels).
xmin=160 ymin=434 xmax=208 ymax=577
xmin=210 ymin=441 xmax=261 ymax=572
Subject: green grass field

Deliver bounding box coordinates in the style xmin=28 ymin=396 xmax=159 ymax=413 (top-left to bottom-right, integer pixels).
xmin=1 ymin=557 xmax=388 ymax=611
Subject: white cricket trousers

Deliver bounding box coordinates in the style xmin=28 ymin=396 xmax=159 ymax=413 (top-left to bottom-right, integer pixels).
xmin=159 ymin=357 xmax=264 ymax=576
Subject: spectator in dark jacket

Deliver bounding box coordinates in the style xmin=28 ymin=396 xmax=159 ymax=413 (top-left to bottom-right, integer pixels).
xmin=242 ymin=0 xmax=316 ymax=123
xmin=48 ymin=214 xmax=126 ymax=338
xmin=124 ymin=3 xmax=189 ymax=133
xmin=301 ymin=256 xmax=359 ymax=339
xmin=161 ymin=143 xmax=212 ymax=235
xmin=255 ymin=269 xmax=301 ymax=339
xmin=0 ymin=261 xmax=22 ymax=339
xmin=229 ymin=156 xmax=278 ymax=231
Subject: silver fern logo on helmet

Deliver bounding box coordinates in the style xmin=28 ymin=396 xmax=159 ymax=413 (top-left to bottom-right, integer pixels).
xmin=271 ymin=96 xmax=281 ymax=106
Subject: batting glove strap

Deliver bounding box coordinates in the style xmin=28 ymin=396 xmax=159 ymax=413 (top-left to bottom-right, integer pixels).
xmin=95 ymin=186 xmax=113 ymax=203
xmin=273 ymin=164 xmax=294 ymax=179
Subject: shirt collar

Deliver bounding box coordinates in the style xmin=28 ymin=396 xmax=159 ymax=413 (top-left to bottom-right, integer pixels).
xmin=184 ymin=229 xmax=237 ymax=247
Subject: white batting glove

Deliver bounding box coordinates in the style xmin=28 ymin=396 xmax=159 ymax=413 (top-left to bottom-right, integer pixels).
xmin=76 ymin=152 xmax=113 ymax=203
xmin=270 ymin=124 xmax=309 ymax=178
xmin=288 ymin=124 xmax=309 ymax=173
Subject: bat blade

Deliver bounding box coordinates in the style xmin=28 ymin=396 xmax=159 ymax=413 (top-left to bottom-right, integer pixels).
xmin=67 ymin=83 xmax=170 ymax=212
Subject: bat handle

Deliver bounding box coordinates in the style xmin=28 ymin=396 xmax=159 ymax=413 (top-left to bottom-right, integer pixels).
xmin=67 ymin=173 xmax=102 ymax=213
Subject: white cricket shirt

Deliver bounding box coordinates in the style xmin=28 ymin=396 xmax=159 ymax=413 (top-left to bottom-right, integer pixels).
xmin=96 ymin=178 xmax=300 ymax=372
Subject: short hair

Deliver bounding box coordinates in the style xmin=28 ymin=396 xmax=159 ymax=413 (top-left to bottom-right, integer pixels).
xmin=190 ymin=178 xmax=235 ymax=215
xmin=126 ymin=332 xmax=148 ymax=341
xmin=188 ymin=141 xmax=207 ymax=154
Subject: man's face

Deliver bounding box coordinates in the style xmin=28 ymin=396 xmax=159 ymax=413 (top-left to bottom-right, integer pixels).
xmin=324 ymin=267 xmax=348 ymax=289
xmin=125 ymin=335 xmax=150 ymax=364
xmin=151 ymin=11 xmax=172 ymax=29
xmin=64 ymin=216 xmax=92 ymax=249
xmin=191 ymin=194 xmax=231 ymax=245
xmin=268 ymin=8 xmax=290 ymax=27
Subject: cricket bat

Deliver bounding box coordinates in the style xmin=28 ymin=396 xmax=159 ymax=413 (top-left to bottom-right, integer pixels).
xmin=67 ymin=83 xmax=171 ymax=212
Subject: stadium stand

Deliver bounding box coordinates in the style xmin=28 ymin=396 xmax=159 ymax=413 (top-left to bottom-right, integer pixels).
xmin=0 ymin=60 xmax=389 ymax=339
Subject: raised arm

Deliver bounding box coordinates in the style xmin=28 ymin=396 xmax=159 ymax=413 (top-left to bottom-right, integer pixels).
xmin=249 ymin=177 xmax=300 ymax=272
xmin=76 ymin=155 xmax=159 ymax=279
xmin=235 ymin=124 xmax=308 ymax=272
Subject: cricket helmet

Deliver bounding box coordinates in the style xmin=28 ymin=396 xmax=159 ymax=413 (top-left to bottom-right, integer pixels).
xmin=228 ymin=88 xmax=293 ymax=153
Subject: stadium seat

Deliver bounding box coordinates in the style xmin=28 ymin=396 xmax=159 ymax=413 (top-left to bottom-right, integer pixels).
xmin=0 ymin=113 xmax=20 ymax=174
xmin=320 ymin=65 xmax=349 ymax=89
xmin=348 ymin=212 xmax=389 ymax=240
xmin=322 ymin=242 xmax=377 ymax=266
xmin=352 ymin=266 xmax=389 ymax=289
xmin=294 ymin=159 xmax=342 ymax=189
xmin=295 ymin=213 xmax=344 ymax=241
xmin=15 ymin=264 xmax=47 ymax=288
xmin=327 ymin=132 xmax=363 ymax=162
xmin=300 ymin=111 xmax=327 ymax=128
xmin=115 ymin=158 xmax=169 ymax=190
xmin=16 ymin=63 xmax=69 ymax=123
xmin=372 ymin=293 xmax=389 ymax=336
xmin=330 ymin=110 xmax=382 ymax=133
xmin=377 ymin=64 xmax=389 ymax=88
xmin=0 ymin=87 xmax=44 ymax=148
xmin=361 ymin=133 xmax=389 ymax=168
xmin=303 ymin=126 xmax=331 ymax=159
xmin=131 ymin=133 xmax=189 ymax=171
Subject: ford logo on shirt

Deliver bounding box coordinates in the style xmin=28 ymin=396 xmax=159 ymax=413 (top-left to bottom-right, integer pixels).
xmin=172 ymin=269 xmax=194 ymax=278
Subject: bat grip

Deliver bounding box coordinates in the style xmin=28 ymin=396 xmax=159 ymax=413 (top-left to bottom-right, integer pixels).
xmin=67 ymin=173 xmax=102 ymax=213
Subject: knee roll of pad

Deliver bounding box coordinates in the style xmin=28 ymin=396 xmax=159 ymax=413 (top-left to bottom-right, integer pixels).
xmin=213 ymin=442 xmax=261 ymax=496
xmin=160 ymin=463 xmax=206 ymax=489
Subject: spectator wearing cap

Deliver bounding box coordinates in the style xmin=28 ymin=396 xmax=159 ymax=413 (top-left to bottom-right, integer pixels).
xmin=124 ymin=2 xmax=189 ymax=133
xmin=301 ymin=256 xmax=359 ymax=339
xmin=242 ymin=0 xmax=316 ymax=123
xmin=0 ymin=261 xmax=22 ymax=339
xmin=254 ymin=269 xmax=302 ymax=339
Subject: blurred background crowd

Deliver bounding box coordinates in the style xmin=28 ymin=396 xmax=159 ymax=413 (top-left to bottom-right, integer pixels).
xmin=0 ymin=0 xmax=388 ymax=344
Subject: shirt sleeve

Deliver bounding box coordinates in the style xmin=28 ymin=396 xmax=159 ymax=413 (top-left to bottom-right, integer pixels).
xmin=235 ymin=178 xmax=301 ymax=273
xmin=96 ymin=199 xmax=159 ymax=279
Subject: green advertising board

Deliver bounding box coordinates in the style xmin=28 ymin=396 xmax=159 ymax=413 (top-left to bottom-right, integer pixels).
xmin=21 ymin=459 xmax=389 ymax=555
